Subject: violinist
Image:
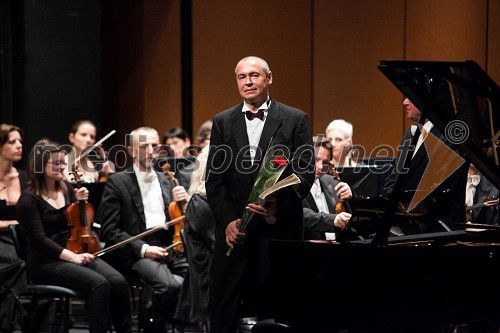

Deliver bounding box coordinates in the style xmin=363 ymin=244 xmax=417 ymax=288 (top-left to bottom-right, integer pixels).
xmin=63 ymin=120 xmax=114 ymax=183
xmin=466 ymin=163 xmax=499 ymax=225
xmin=302 ymin=136 xmax=353 ymax=240
xmin=16 ymin=139 xmax=132 ymax=333
xmin=98 ymin=126 xmax=189 ymax=333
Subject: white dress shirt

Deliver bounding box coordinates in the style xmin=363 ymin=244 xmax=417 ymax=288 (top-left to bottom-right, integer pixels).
xmin=134 ymin=165 xmax=166 ymax=257
xmin=411 ymin=121 xmax=434 ymax=158
xmin=242 ymin=97 xmax=271 ymax=164
xmin=311 ymin=178 xmax=330 ymax=214
xmin=465 ymin=173 xmax=481 ymax=207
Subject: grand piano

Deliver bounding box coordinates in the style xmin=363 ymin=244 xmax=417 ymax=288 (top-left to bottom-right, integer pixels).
xmin=270 ymin=61 xmax=500 ymax=332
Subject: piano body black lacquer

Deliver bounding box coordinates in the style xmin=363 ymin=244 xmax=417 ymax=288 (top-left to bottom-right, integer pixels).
xmin=270 ymin=61 xmax=500 ymax=332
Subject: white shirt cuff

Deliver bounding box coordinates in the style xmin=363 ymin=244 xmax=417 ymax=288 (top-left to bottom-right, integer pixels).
xmin=140 ymin=244 xmax=150 ymax=258
xmin=325 ymin=232 xmax=336 ymax=241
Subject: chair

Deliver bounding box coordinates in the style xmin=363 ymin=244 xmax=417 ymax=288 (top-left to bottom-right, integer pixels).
xmin=124 ymin=274 xmax=149 ymax=333
xmin=8 ymin=224 xmax=86 ymax=333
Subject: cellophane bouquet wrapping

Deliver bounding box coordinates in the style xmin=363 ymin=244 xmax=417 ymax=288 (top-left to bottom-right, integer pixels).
xmin=238 ymin=141 xmax=290 ymax=231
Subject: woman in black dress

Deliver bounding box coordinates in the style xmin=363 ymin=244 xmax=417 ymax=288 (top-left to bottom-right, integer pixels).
xmin=0 ymin=124 xmax=27 ymax=331
xmin=16 ymin=139 xmax=132 ymax=333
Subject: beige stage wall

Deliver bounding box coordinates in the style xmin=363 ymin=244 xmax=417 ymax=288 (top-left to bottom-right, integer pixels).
xmin=103 ymin=0 xmax=499 ymax=156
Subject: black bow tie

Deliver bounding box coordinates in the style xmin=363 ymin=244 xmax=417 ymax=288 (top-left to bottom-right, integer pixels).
xmin=245 ymin=110 xmax=265 ymax=121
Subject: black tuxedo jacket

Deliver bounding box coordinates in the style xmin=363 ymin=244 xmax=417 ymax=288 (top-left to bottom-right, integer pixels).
xmin=384 ymin=126 xmax=468 ymax=227
xmin=206 ymin=99 xmax=315 ymax=243
xmin=97 ymin=168 xmax=174 ymax=270
xmin=302 ymin=175 xmax=340 ymax=240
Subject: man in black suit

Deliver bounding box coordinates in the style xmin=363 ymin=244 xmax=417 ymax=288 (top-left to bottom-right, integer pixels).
xmin=303 ymin=136 xmax=352 ymax=240
xmin=206 ymin=56 xmax=315 ymax=333
xmin=384 ymin=98 xmax=468 ymax=229
xmin=98 ymin=126 xmax=189 ymax=333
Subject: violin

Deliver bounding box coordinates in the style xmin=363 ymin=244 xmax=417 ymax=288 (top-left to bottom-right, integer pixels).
xmin=65 ymin=165 xmax=100 ymax=254
xmin=327 ymin=161 xmax=351 ymax=214
xmin=162 ymin=163 xmax=186 ymax=250
xmin=465 ymin=198 xmax=499 ymax=222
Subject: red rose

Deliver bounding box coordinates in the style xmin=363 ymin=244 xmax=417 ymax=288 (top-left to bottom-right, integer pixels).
xmin=271 ymin=156 xmax=287 ymax=168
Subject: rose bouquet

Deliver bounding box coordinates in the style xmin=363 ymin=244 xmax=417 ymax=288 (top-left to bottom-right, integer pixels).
xmin=226 ymin=140 xmax=302 ymax=255
xmin=238 ymin=143 xmax=289 ymax=230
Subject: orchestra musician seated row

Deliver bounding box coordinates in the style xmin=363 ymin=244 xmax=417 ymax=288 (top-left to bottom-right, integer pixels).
xmin=2 ymin=97 xmax=498 ymax=333
xmin=6 ymin=125 xmax=191 ymax=333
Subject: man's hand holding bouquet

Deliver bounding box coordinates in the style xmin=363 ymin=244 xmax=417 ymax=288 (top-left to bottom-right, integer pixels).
xmin=226 ymin=140 xmax=301 ymax=256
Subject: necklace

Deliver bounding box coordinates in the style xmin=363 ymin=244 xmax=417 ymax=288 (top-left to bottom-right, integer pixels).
xmin=43 ymin=191 xmax=59 ymax=200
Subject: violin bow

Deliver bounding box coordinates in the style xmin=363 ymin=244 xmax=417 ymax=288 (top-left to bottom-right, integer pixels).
xmin=73 ymin=129 xmax=116 ymax=165
xmin=93 ymin=215 xmax=184 ymax=257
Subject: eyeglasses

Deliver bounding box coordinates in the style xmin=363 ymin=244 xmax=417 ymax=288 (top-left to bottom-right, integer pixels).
xmin=47 ymin=161 xmax=67 ymax=166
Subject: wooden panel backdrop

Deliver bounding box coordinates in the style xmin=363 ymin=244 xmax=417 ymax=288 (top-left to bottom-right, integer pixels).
xmin=405 ymin=0 xmax=489 ymax=129
xmin=102 ymin=0 xmax=181 ymax=149
xmin=488 ymin=0 xmax=500 ymax=84
xmin=191 ymin=0 xmax=313 ymax=137
xmin=99 ymin=0 xmax=500 ymax=156
xmin=313 ymin=0 xmax=405 ymax=158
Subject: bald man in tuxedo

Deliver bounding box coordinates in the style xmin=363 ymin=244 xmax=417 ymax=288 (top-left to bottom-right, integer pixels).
xmin=206 ymin=56 xmax=315 ymax=333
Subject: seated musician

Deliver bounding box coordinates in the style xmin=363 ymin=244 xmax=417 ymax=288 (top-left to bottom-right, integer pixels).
xmin=466 ymin=163 xmax=499 ymax=225
xmin=303 ymin=136 xmax=353 ymax=240
xmin=162 ymin=127 xmax=196 ymax=189
xmin=0 ymin=124 xmax=27 ymax=331
xmin=325 ymin=119 xmax=360 ymax=167
xmin=97 ymin=126 xmax=189 ymax=333
xmin=174 ymin=145 xmax=215 ymax=325
xmin=195 ymin=120 xmax=212 ymax=150
xmin=63 ymin=120 xmax=114 ymax=183
xmin=16 ymin=139 xmax=132 ymax=333
xmin=384 ymin=98 xmax=468 ymax=228
xmin=162 ymin=127 xmax=192 ymax=159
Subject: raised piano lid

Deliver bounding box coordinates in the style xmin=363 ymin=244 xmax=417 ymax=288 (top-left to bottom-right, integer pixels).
xmin=360 ymin=60 xmax=500 ymax=245
xmin=378 ymin=60 xmax=499 ymax=188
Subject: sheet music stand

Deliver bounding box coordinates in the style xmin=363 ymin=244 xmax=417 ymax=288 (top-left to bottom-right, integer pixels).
xmin=338 ymin=165 xmax=393 ymax=197
xmin=339 ymin=195 xmax=443 ymax=241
